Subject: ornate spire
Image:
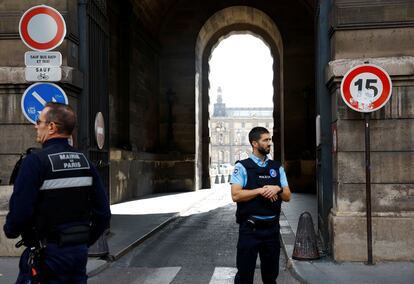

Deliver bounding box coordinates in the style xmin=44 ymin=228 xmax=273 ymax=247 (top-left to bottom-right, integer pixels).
xmin=217 ymin=87 xmax=223 ymax=103
xmin=213 ymin=86 xmax=226 ymax=117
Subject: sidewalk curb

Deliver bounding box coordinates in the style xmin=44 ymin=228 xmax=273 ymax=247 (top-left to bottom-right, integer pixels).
xmin=109 ymin=213 xmax=181 ymax=261
xmin=280 ymin=210 xmax=332 ymax=284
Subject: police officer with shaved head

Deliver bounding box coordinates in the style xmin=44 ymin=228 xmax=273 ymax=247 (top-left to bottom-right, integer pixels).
xmin=231 ymin=127 xmax=291 ymax=284
xmin=4 ymin=102 xmax=111 ymax=284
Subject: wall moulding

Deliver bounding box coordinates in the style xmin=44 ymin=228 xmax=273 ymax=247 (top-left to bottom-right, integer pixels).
xmin=325 ymin=56 xmax=414 ymax=84
xmin=0 ymin=67 xmax=84 ymax=89
xmin=331 ymin=0 xmax=414 ymax=31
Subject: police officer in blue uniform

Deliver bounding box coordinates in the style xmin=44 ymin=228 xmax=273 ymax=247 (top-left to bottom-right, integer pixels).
xmin=4 ymin=102 xmax=111 ymax=283
xmin=231 ymin=127 xmax=291 ymax=284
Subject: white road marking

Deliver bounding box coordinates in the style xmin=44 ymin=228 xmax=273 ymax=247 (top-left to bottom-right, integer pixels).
xmin=209 ymin=267 xmax=237 ymax=284
xmin=137 ymin=267 xmax=181 ymax=284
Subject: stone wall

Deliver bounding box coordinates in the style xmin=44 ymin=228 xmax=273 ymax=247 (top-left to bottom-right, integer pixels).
xmin=106 ymin=0 xmax=197 ymax=199
xmin=327 ymin=0 xmax=414 ymax=261
xmin=328 ymin=57 xmax=414 ymax=261
xmin=110 ymin=149 xmax=195 ymax=204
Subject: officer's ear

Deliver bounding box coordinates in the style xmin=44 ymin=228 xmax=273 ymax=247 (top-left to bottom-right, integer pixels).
xmin=48 ymin=121 xmax=59 ymax=133
xmin=252 ymin=140 xmax=258 ymax=148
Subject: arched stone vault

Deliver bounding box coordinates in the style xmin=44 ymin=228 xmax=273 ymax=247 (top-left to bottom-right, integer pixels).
xmin=195 ymin=6 xmax=284 ymax=189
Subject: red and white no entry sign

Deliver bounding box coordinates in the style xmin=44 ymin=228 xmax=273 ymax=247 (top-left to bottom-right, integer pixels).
xmin=19 ymin=5 xmax=66 ymax=52
xmin=340 ymin=64 xmax=392 ymax=113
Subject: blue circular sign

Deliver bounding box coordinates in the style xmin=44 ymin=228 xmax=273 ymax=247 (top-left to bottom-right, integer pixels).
xmin=21 ymin=82 xmax=68 ymax=124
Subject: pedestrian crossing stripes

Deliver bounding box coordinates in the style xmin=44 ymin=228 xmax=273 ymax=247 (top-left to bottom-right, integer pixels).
xmin=89 ymin=267 xmax=181 ymax=284
xmin=88 ymin=266 xmax=266 ymax=283
xmin=209 ymin=267 xmax=237 ymax=283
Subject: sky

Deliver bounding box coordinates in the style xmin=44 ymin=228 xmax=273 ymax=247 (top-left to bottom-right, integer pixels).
xmin=208 ymin=34 xmax=274 ymax=110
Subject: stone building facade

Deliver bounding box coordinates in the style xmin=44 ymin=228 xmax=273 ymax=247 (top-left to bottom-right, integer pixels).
xmin=0 ymin=0 xmax=413 ymax=261
xmin=210 ymin=89 xmax=273 ymax=168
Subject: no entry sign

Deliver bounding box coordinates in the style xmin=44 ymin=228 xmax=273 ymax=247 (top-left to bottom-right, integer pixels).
xmin=19 ymin=5 xmax=66 ymax=51
xmin=340 ymin=64 xmax=392 ymax=112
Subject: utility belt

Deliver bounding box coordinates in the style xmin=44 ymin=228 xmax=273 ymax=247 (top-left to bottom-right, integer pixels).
xmin=17 ymin=224 xmax=90 ymax=249
xmin=244 ymin=215 xmax=279 ymax=230
xmin=15 ymin=225 xmax=90 ymax=284
xmin=47 ymin=224 xmax=90 ymax=247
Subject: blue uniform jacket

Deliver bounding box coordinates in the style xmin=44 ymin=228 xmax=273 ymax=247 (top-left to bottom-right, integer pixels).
xmin=3 ymin=138 xmax=111 ymax=246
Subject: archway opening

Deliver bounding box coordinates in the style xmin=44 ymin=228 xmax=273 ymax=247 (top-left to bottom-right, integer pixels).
xmin=208 ymin=34 xmax=274 ymax=187
xmin=194 ymin=7 xmax=284 ymax=191
xmin=194 ymin=5 xmax=318 ymax=248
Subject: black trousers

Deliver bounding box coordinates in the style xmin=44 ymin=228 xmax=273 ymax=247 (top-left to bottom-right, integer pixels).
xmin=235 ymin=222 xmax=280 ymax=284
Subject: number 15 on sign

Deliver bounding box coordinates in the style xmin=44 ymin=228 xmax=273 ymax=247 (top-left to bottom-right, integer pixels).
xmin=341 ymin=64 xmax=392 ymax=113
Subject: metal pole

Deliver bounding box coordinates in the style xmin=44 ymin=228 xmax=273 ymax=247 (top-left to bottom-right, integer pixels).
xmin=364 ymin=113 xmax=373 ymax=264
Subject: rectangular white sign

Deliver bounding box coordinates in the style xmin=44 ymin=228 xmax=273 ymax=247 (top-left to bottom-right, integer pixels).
xmin=25 ymin=66 xmax=62 ymax=82
xmin=24 ymin=51 xmax=62 ymax=67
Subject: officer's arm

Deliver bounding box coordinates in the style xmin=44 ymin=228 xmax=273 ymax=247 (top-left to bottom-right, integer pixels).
xmin=279 ymin=186 xmax=291 ymax=202
xmin=88 ymin=164 xmax=111 ymax=246
xmin=262 ymin=166 xmax=291 ymax=202
xmin=231 ymin=183 xmax=263 ymax=203
xmin=230 ymin=163 xmax=263 ymax=202
xmin=279 ymin=166 xmax=291 ymax=202
xmin=3 ymin=154 xmax=43 ymax=238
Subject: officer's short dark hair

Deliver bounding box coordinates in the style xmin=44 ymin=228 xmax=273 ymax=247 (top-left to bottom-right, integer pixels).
xmin=44 ymin=102 xmax=76 ymax=135
xmin=248 ymin=127 xmax=269 ymax=145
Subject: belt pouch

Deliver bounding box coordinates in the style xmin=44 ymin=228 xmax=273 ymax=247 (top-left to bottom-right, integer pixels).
xmin=58 ymin=225 xmax=90 ymax=247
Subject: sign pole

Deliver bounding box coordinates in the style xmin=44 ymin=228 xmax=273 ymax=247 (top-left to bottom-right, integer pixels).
xmin=341 ymin=63 xmax=392 ymax=265
xmin=364 ymin=113 xmax=373 ymax=265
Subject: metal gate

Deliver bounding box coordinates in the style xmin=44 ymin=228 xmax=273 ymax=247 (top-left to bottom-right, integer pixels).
xmin=78 ymin=0 xmax=109 ymax=196
xmin=78 ymin=0 xmax=110 ymax=256
xmin=87 ymin=0 xmax=109 ymax=193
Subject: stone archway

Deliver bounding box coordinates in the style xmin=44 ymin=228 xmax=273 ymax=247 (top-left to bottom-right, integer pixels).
xmin=195 ymin=6 xmax=284 ymax=189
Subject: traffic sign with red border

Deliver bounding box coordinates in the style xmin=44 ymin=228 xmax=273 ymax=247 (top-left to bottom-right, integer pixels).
xmin=340 ymin=64 xmax=392 ymax=113
xmin=19 ymin=5 xmax=66 ymax=52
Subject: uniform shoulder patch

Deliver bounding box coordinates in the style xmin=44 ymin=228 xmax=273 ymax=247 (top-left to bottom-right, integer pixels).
xmin=48 ymin=152 xmax=90 ymax=172
xmin=269 ymin=168 xmax=278 ymax=178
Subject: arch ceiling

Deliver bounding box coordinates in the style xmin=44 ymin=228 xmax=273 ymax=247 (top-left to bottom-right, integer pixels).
xmin=129 ymin=0 xmax=316 ymax=36
xmin=195 ymin=6 xmax=283 ymax=59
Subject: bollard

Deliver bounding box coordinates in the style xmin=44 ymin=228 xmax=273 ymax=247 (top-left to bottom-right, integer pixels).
xmin=220 ymin=174 xmax=225 ymax=183
xmin=214 ymin=175 xmax=219 ymax=184
xmin=292 ymin=211 xmax=320 ymax=260
xmin=227 ymin=174 xmax=231 ymax=182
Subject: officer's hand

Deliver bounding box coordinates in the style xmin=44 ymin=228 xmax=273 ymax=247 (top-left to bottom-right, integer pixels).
xmin=261 ymin=185 xmax=279 ymax=200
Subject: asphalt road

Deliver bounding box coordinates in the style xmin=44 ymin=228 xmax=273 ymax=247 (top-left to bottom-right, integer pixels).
xmin=89 ymin=188 xmax=300 ymax=284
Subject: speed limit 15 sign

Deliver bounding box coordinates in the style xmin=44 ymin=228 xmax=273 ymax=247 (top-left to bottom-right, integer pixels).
xmin=340 ymin=64 xmax=392 ymax=113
